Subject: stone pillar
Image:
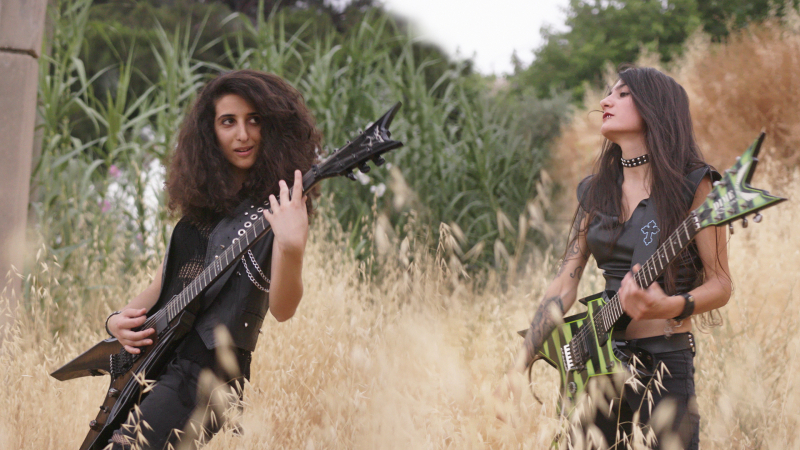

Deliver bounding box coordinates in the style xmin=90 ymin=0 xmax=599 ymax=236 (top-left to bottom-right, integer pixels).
xmin=0 ymin=0 xmax=48 ymax=324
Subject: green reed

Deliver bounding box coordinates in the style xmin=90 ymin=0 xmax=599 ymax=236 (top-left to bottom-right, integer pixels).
xmin=31 ymin=0 xmax=568 ymax=289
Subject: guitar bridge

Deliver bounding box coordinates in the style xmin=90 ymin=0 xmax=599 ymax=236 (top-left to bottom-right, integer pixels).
xmin=110 ymin=350 xmax=136 ymax=377
xmin=561 ymin=343 xmax=575 ymax=372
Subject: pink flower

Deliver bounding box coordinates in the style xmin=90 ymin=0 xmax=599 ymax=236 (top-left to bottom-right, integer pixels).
xmin=101 ymin=200 xmax=111 ymax=213
xmin=109 ymin=165 xmax=120 ymax=178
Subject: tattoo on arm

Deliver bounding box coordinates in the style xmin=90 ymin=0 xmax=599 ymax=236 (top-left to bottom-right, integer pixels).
xmin=523 ymin=295 xmax=564 ymax=367
xmin=555 ymin=207 xmax=587 ymax=280
xmin=555 ymin=239 xmax=581 ymax=279
xmin=570 ymin=265 xmax=583 ymax=279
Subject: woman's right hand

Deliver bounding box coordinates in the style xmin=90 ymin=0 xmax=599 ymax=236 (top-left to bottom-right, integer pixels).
xmin=108 ymin=308 xmax=155 ymax=354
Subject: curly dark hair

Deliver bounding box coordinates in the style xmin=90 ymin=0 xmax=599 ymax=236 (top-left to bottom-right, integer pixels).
xmin=166 ymin=70 xmax=321 ymax=222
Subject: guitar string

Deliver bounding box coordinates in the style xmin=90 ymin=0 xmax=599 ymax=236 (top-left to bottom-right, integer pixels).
xmin=582 ymin=217 xmax=698 ymax=350
xmin=141 ymin=209 xmax=272 ymax=334
xmin=139 ymin=131 xmax=386 ymax=330
xmin=566 ymin=215 xmax=698 ymax=363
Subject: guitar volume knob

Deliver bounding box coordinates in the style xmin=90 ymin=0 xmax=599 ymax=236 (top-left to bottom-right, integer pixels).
xmin=754 ymin=213 xmax=763 ymax=223
xmin=108 ymin=388 xmax=120 ymax=398
xmin=89 ymin=419 xmax=103 ymax=431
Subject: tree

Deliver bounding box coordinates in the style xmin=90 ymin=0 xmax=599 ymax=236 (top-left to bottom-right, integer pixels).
xmin=514 ymin=0 xmax=701 ymax=101
xmin=696 ymin=0 xmax=799 ymax=41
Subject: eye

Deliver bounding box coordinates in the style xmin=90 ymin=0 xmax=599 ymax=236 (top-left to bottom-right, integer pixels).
xmin=248 ymin=116 xmax=261 ymax=125
xmin=221 ymin=118 xmax=234 ymax=126
xmin=620 ymin=92 xmax=630 ymax=98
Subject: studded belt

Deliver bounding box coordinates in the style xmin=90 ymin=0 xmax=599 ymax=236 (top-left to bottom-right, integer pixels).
xmin=616 ymin=332 xmax=696 ymax=356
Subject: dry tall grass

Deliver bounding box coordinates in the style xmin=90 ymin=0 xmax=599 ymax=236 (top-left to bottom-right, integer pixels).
xmin=551 ymin=16 xmax=800 ymax=201
xmin=1 ymin=159 xmax=798 ymax=449
xmin=2 ymin=14 xmax=799 ymax=450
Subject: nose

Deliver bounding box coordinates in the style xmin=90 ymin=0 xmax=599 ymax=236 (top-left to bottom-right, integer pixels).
xmin=235 ymin=122 xmax=249 ymax=142
xmin=600 ymin=94 xmax=612 ymax=110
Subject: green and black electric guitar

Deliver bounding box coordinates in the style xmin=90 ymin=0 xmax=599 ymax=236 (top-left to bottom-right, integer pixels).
xmin=521 ymin=132 xmax=786 ymax=414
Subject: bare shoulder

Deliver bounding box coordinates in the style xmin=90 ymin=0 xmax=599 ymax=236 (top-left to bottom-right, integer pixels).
xmin=690 ymin=174 xmax=714 ymax=210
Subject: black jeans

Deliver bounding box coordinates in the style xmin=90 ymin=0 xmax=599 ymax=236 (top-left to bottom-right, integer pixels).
xmin=109 ymin=341 xmax=250 ymax=450
xmin=590 ymin=348 xmax=700 ymax=450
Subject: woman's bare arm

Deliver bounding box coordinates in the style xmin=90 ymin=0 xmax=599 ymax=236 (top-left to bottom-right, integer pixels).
xmin=264 ymin=170 xmax=308 ymax=322
xmin=514 ymin=211 xmax=591 ymax=372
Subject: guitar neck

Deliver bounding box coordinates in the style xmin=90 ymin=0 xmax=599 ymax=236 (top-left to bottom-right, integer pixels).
xmin=148 ymin=170 xmax=321 ymax=327
xmin=595 ymin=212 xmax=702 ymax=334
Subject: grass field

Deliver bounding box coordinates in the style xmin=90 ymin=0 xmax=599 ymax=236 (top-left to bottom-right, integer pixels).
xmin=1 ymin=159 xmax=797 ymax=449
xmin=2 ymin=7 xmax=800 ymax=450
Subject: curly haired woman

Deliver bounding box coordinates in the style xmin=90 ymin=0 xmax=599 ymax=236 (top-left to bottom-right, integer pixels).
xmin=105 ymin=70 xmax=320 ymax=449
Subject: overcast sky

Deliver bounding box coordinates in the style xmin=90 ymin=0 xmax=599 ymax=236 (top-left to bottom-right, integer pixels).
xmin=378 ymin=0 xmax=571 ymax=75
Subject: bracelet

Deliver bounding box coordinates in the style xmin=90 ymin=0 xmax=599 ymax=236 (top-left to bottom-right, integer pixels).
xmin=674 ymin=293 xmax=695 ymax=321
xmin=105 ymin=311 xmax=122 ymax=337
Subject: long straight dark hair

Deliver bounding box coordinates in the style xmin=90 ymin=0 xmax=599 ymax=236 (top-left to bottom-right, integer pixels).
xmin=575 ymin=66 xmax=708 ymax=294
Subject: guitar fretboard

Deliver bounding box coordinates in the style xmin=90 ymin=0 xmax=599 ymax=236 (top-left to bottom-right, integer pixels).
xmin=593 ymin=212 xmax=701 ymax=334
xmin=143 ymin=170 xmax=318 ymax=331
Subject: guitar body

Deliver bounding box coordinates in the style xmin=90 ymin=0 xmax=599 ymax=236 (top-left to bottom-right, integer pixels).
xmin=536 ymin=291 xmax=625 ymax=414
xmin=52 ymin=309 xmax=196 ymax=450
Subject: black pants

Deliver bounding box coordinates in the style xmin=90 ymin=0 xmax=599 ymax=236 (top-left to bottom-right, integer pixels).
xmin=109 ymin=334 xmax=250 ymax=450
xmin=589 ymin=348 xmax=700 ymax=450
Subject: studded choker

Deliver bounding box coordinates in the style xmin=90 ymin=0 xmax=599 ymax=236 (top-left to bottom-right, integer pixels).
xmin=620 ymin=154 xmax=649 ymax=168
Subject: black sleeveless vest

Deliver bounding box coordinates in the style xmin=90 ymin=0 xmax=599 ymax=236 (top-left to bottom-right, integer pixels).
xmin=578 ymin=165 xmax=720 ymax=295
xmin=157 ymin=200 xmax=273 ymax=352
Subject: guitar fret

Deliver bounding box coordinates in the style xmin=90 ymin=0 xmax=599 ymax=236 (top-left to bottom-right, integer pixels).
xmin=158 ymin=203 xmax=281 ymax=332
xmin=668 ymin=236 xmax=675 ymax=259
xmin=683 ymin=221 xmax=691 ymax=241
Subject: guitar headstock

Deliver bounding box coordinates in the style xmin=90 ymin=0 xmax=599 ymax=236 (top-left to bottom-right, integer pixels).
xmin=308 ymin=102 xmax=403 ymax=186
xmin=695 ymin=132 xmax=787 ymax=229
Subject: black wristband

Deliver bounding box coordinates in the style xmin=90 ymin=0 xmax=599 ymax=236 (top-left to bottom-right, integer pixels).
xmin=674 ymin=293 xmax=695 ymax=321
xmin=105 ymin=311 xmax=121 ymax=337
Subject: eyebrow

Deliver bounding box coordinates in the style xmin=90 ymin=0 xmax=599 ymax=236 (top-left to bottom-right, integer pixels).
xmin=216 ymin=112 xmax=261 ymax=120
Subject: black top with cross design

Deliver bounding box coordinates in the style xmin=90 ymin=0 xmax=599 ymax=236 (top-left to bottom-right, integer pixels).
xmin=577 ymin=166 xmax=720 ymax=296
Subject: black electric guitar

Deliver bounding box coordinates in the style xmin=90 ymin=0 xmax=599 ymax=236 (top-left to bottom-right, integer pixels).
xmin=520 ymin=132 xmax=786 ymax=415
xmin=50 ymin=103 xmax=404 ymax=450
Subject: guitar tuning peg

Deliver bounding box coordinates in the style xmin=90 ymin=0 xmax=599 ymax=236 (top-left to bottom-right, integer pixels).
xmin=346 ymin=172 xmax=357 ymax=181
xmin=386 ymin=130 xmax=392 ymax=138
xmin=741 ymin=217 xmax=748 ymax=228
xmin=358 ymin=162 xmax=371 ymax=173
xmin=736 ymin=156 xmax=741 ymax=161
xmin=373 ymin=155 xmax=386 ymax=166
xmin=713 ymin=181 xmax=722 ymax=187
xmin=754 ymin=213 xmax=763 ymax=223
xmin=358 ymin=129 xmax=363 ymax=134
xmin=729 ymin=223 xmax=734 ymax=235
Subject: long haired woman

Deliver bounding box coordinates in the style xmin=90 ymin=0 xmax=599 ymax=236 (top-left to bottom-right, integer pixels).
xmin=104 ymin=69 xmax=320 ymax=449
xmin=505 ymin=66 xmax=731 ymax=449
